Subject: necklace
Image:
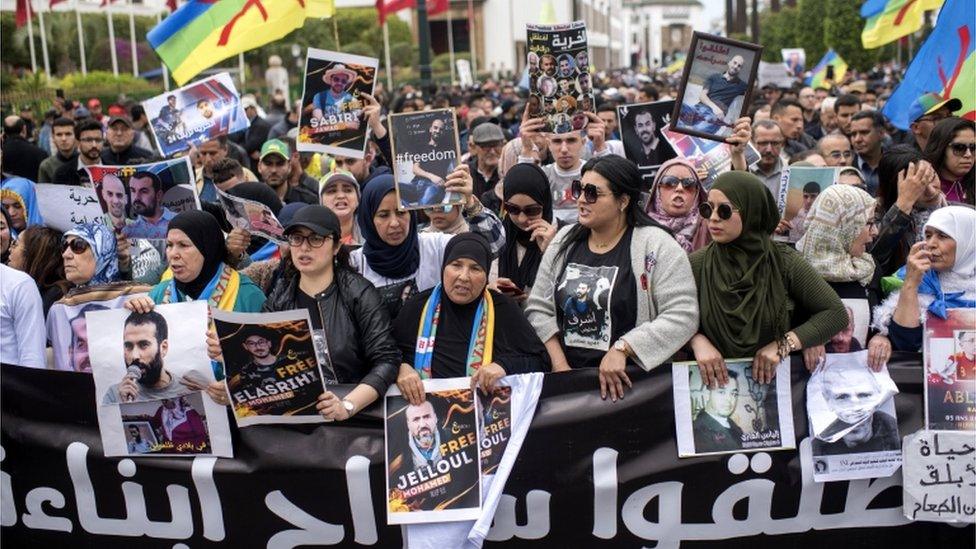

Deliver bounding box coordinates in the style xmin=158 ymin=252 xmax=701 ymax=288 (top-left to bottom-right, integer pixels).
xmin=592 ymin=225 xmax=627 ymax=249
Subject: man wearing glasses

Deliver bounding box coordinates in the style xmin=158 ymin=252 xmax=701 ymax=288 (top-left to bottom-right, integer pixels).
xmin=467 ymin=122 xmax=504 ymax=197
xmin=817 ymin=134 xmax=854 ymax=167
xmin=54 ymin=119 xmax=105 ymax=186
xmin=907 ymin=92 xmax=961 ymax=152
xmin=749 ymin=119 xmax=787 ymax=198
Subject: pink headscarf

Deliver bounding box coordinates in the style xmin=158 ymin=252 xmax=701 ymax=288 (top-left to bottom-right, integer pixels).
xmin=645 ymin=158 xmax=710 ymax=253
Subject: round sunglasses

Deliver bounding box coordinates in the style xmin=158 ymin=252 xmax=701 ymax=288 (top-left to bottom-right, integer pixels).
xmin=698 ymin=202 xmax=739 ymax=220
xmin=503 ymin=202 xmax=544 ymax=217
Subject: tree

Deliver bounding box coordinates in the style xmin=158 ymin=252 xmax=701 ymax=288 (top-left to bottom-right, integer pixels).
xmin=794 ymin=0 xmax=825 ymax=64
xmin=823 ymin=0 xmax=875 ymax=72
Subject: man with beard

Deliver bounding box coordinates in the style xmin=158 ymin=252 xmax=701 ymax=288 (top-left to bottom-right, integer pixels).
xmin=812 ymin=365 xmax=899 ymax=455
xmin=825 ymin=306 xmax=862 ymax=353
xmin=103 ymin=310 xmax=190 ymax=404
xmin=406 ymin=400 xmax=444 ymax=469
xmin=123 ymin=171 xmax=177 ymax=239
xmin=629 ymin=109 xmax=662 ymax=167
xmin=396 ymin=116 xmax=457 ymax=206
xmin=258 ymin=139 xmax=316 ymax=204
xmin=98 ymin=173 xmax=129 ymax=231
xmin=126 ymin=425 xmax=153 ymax=454
xmin=55 ymin=119 xmax=105 ymax=185
xmin=693 ymin=369 xmax=744 ymax=452
xmin=311 ymin=64 xmax=359 ymax=127
xmin=68 ymin=304 xmax=108 ymax=372
xmin=540 ymin=54 xmax=556 ymax=77
xmin=688 ymin=54 xmax=748 ymax=134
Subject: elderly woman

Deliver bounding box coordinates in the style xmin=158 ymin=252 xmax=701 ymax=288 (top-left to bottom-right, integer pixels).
xmin=873 ymin=205 xmax=976 ymax=351
xmin=526 ymin=156 xmax=699 ymax=401
xmin=798 ymin=184 xmax=891 ymax=370
xmin=689 ymin=172 xmax=847 ymax=388
xmin=394 ymin=233 xmax=548 ymax=404
xmin=643 ymin=158 xmax=710 ymax=253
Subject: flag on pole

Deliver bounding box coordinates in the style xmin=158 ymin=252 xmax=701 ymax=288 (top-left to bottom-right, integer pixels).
xmin=49 ymin=0 xmax=68 ymax=7
xmin=147 ymin=0 xmax=336 ymax=86
xmin=375 ymin=0 xmax=448 ymax=25
xmin=805 ymin=49 xmax=848 ymax=89
xmin=861 ymin=0 xmax=945 ymax=49
xmin=16 ymin=0 xmax=35 ymax=28
xmin=882 ymin=0 xmax=975 ymax=129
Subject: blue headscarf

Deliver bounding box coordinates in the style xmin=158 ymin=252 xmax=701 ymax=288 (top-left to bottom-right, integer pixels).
xmin=63 ymin=223 xmax=119 ymax=285
xmin=0 ymin=177 xmax=44 ymax=237
xmin=356 ymin=174 xmax=420 ymax=279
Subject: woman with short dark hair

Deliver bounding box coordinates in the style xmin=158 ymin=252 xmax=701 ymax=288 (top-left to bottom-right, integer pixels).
xmin=923 ymin=117 xmax=974 ymax=205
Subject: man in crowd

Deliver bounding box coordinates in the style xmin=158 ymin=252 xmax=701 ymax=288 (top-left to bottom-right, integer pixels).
xmin=195 ymin=137 xmax=257 ymax=202
xmin=596 ymin=100 xmax=621 ymax=141
xmin=103 ymin=311 xmax=189 ymax=404
xmin=693 ymin=369 xmax=744 ymax=453
xmin=236 ymin=95 xmax=272 ymax=169
xmin=834 ymin=94 xmax=861 ymax=137
xmin=772 ymin=99 xmax=816 ymax=156
xmin=850 ymin=111 xmax=886 ymax=195
xmin=750 ymin=119 xmax=786 ymax=198
xmin=123 ymin=171 xmax=177 ymax=240
xmin=258 ymin=139 xmax=316 ymax=204
xmin=268 ymin=99 xmax=302 ymax=140
xmin=87 ymin=98 xmax=107 ymax=129
xmin=37 ymin=117 xmax=78 ymax=183
xmin=129 ymin=104 xmax=158 ymax=153
xmin=54 ymin=119 xmax=104 ymax=186
xmin=101 ymin=116 xmax=155 ymax=166
xmin=798 ymin=86 xmax=822 ymax=139
xmin=2 ymin=116 xmax=48 ymax=180
xmin=211 ymin=158 xmax=247 ymax=193
xmin=467 ymin=122 xmax=504 ymax=197
xmin=406 ymin=400 xmax=444 ymax=469
xmin=907 ymin=92 xmax=961 ymax=152
xmin=818 ymin=133 xmax=854 ymax=167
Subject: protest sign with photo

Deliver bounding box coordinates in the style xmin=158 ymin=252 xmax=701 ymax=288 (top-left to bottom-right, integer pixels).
xmin=142 ymin=72 xmax=249 ymax=157
xmin=46 ymin=289 xmax=150 ymax=373
xmin=389 ymin=108 xmax=464 ymax=210
xmin=526 ymin=21 xmax=593 ymax=133
xmin=478 ymin=385 xmax=512 ymax=475
xmin=673 ymin=358 xmax=795 ymax=457
xmin=297 ymin=48 xmax=378 ymax=158
xmin=902 ymin=430 xmax=976 ymax=524
xmin=775 ymin=165 xmax=839 ymax=243
xmin=85 ymin=157 xmax=198 ymax=240
xmin=924 ymin=308 xmax=976 ymax=431
xmin=385 ymin=378 xmax=482 ymax=525
xmin=617 ymin=100 xmax=677 ymax=179
xmin=215 ymin=188 xmax=285 ymax=244
xmin=672 ymin=32 xmax=762 ymax=141
xmin=34 ymin=184 xmax=105 ymax=232
xmin=782 ymin=48 xmax=806 ymax=77
xmin=87 ymin=301 xmax=232 ymax=457
xmin=662 ymin=124 xmax=760 ymax=189
xmin=807 ymin=351 xmax=901 ymax=482
xmin=212 ymin=309 xmax=333 ymax=427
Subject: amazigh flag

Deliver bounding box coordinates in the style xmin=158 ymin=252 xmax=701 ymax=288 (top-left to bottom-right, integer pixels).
xmin=861 ymin=0 xmax=945 ymax=49
xmin=804 ymin=49 xmax=848 ymax=89
xmin=148 ymin=0 xmax=335 ymax=86
xmin=882 ymin=0 xmax=975 ymax=129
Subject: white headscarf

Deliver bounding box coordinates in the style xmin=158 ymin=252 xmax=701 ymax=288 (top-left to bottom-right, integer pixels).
xmin=924 ymin=205 xmax=976 ymax=282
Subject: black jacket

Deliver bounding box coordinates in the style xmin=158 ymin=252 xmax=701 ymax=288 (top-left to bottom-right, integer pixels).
xmin=1 ymin=136 xmax=48 ymax=180
xmin=100 ymin=144 xmax=156 ymax=165
xmin=264 ymin=267 xmax=400 ymax=395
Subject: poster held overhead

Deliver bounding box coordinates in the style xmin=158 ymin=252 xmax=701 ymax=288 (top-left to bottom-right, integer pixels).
xmin=526 ymin=21 xmax=594 ymax=134
xmin=215 ymin=188 xmax=286 ymax=244
xmin=617 ymin=100 xmax=678 ymax=181
xmin=297 ymin=48 xmax=378 ymax=159
xmin=389 ymin=108 xmax=464 ymax=211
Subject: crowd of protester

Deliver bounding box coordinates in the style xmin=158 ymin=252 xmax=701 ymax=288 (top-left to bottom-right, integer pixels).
xmin=1 ymin=62 xmax=974 ymax=420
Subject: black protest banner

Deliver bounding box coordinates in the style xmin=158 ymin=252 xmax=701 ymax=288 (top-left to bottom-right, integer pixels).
xmin=2 ymin=356 xmax=973 ymax=547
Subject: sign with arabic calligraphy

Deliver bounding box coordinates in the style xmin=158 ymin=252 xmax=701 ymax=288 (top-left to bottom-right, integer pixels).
xmin=2 ymin=357 xmax=974 ymax=546
xmin=385 ymin=378 xmax=482 ymax=524
xmin=212 ymin=309 xmax=334 ymax=427
xmin=526 ymin=21 xmax=594 ymax=134
xmin=924 ymin=309 xmax=976 ymax=431
xmin=34 ymin=184 xmax=105 ymax=232
xmin=903 ymin=430 xmax=976 ymax=523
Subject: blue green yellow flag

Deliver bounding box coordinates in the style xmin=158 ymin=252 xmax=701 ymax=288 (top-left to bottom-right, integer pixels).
xmin=805 ymin=49 xmax=848 ymax=89
xmin=148 ymin=0 xmax=335 ymax=86
xmin=861 ymin=0 xmax=944 ymax=49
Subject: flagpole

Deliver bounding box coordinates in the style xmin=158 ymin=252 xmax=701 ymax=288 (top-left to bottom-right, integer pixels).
xmin=447 ymin=5 xmax=456 ymax=85
xmin=128 ymin=0 xmax=138 ymax=76
xmin=157 ymin=8 xmax=169 ymax=91
xmin=107 ymin=5 xmax=119 ymax=77
xmin=239 ymin=52 xmax=246 ymax=88
xmin=382 ymin=20 xmax=393 ymax=90
xmin=75 ymin=0 xmax=87 ymax=76
xmin=466 ymin=0 xmax=476 ymax=78
xmin=332 ymin=15 xmax=340 ymax=49
xmin=26 ymin=0 xmax=38 ymax=74
xmin=38 ymin=6 xmax=52 ymax=81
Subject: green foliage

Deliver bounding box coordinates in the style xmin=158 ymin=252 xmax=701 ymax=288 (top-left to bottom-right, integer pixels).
xmin=431 ymin=52 xmax=472 ymax=73
xmin=794 ymin=0 xmax=826 ymax=64
xmin=758 ymin=7 xmax=798 ymax=62
xmin=823 ymin=0 xmax=875 ymax=72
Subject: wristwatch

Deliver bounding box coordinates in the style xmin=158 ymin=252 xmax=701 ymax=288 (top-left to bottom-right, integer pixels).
xmin=341 ymin=399 xmax=355 ymax=415
xmin=613 ymin=339 xmax=630 ymax=356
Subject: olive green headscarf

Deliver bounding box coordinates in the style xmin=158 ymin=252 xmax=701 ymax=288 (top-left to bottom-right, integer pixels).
xmin=698 ymin=171 xmax=789 ymax=357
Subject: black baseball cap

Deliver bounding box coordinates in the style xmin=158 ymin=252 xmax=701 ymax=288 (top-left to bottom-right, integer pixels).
xmin=283 ymin=205 xmax=341 ymax=239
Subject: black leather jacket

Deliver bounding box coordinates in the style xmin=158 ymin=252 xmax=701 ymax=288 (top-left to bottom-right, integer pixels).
xmin=264 ymin=268 xmax=400 ymax=396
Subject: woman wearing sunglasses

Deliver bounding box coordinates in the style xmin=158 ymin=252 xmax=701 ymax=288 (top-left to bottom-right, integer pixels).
xmin=350 ymin=170 xmax=505 ymax=318
xmin=923 ymin=117 xmax=974 ymax=205
xmin=495 ymin=163 xmax=559 ymax=302
xmin=643 ymin=158 xmax=710 ymax=253
xmin=219 ymin=205 xmax=400 ymax=421
xmin=688 ymin=172 xmax=847 ymax=388
xmin=526 ymin=156 xmax=699 ymax=402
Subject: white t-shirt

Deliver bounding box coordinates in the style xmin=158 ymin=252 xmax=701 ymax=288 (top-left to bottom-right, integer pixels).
xmin=349 ymin=231 xmax=454 ymax=295
xmin=0 ymin=265 xmax=46 ymax=368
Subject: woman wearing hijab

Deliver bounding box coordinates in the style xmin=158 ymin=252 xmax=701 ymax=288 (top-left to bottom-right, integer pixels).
xmin=1 ymin=208 xmax=12 ymax=264
xmin=689 ymin=172 xmax=847 ymax=388
xmin=227 ymin=182 xmax=285 ymax=262
xmin=873 ymin=206 xmax=976 ymax=351
xmin=0 ymin=177 xmax=44 ymax=236
xmin=47 ymin=223 xmax=153 ymax=372
xmin=798 ymin=184 xmax=891 ymax=370
xmin=526 ymin=156 xmax=699 ymax=402
xmin=494 ymin=163 xmax=558 ymax=301
xmin=644 ymin=158 xmax=710 ymax=253
xmin=394 ymin=233 xmax=548 ymax=404
xmin=350 ymin=169 xmax=505 ymax=318
xmin=125 ymin=210 xmax=265 ymax=313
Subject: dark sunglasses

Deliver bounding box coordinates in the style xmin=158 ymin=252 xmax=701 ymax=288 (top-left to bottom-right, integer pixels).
xmin=570 ymin=180 xmax=609 ymax=204
xmin=949 ymin=143 xmax=976 ymax=157
xmin=286 ymin=233 xmax=330 ymax=248
xmin=698 ymin=202 xmax=739 ymax=220
xmin=60 ymin=237 xmax=91 ymax=254
xmin=658 ymin=175 xmax=699 ymax=189
xmin=503 ymin=202 xmax=544 ymax=217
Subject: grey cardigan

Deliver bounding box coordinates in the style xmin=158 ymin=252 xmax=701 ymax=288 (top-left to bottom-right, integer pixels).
xmin=525 ymin=224 xmax=700 ymax=370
